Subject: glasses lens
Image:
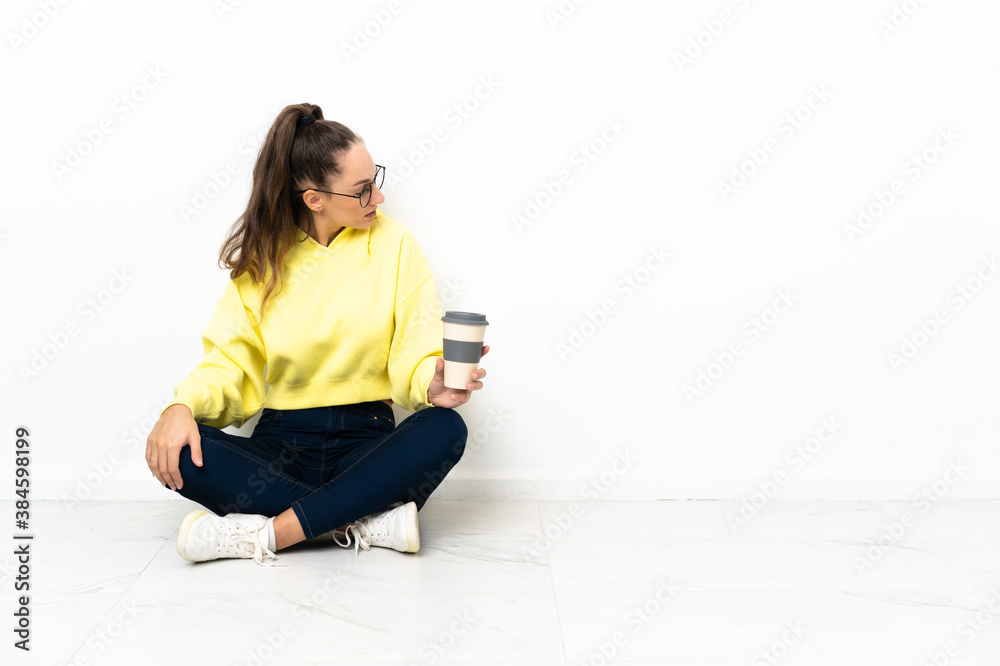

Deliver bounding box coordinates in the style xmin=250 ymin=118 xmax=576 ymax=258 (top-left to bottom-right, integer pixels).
xmin=360 ymin=183 xmax=372 ymax=207
xmin=375 ymin=165 xmax=385 ymax=189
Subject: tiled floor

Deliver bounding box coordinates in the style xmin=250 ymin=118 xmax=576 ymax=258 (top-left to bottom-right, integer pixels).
xmin=1 ymin=499 xmax=999 ymax=665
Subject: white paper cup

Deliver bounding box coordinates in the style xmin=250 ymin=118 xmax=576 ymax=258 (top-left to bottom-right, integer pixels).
xmin=441 ymin=311 xmax=489 ymax=389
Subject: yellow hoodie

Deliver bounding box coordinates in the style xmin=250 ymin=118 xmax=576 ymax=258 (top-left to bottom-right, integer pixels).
xmin=160 ymin=210 xmax=443 ymax=428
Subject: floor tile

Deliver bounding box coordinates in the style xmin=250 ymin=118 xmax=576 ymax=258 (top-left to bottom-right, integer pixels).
xmin=545 ymin=537 xmax=978 ymax=593
xmin=556 ymin=588 xmax=1000 ymax=662
xmin=416 ymin=499 xmax=544 ymax=543
xmin=128 ymin=530 xmax=554 ymax=595
xmin=0 ymin=498 xmax=997 ymax=665
xmin=0 ymin=593 xmax=125 ymax=666
xmin=61 ymin=590 xmax=565 ymax=664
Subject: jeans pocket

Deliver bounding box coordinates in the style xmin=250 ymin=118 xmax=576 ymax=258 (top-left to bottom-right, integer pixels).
xmin=371 ymin=411 xmax=395 ymax=432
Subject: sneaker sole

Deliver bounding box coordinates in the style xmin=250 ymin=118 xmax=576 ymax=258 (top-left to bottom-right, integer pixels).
xmin=177 ymin=510 xmax=209 ymax=562
xmin=404 ymin=502 xmax=419 ymax=553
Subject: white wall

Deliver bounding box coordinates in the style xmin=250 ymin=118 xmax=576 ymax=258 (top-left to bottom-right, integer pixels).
xmin=2 ymin=0 xmax=998 ymax=503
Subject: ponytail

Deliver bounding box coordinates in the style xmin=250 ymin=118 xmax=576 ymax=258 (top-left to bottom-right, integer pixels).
xmin=218 ymin=102 xmax=359 ymax=323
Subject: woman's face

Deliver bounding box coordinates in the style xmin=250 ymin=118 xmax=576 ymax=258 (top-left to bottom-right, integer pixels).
xmin=322 ymin=141 xmax=385 ymax=229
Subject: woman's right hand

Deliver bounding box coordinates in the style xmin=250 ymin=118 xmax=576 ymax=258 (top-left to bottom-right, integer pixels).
xmin=145 ymin=404 xmax=202 ymax=491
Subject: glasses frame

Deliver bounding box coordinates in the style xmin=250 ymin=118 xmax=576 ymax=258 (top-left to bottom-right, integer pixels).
xmin=294 ymin=165 xmax=385 ymax=207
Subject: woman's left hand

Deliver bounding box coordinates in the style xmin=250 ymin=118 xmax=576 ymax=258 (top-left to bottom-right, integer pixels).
xmin=427 ymin=345 xmax=489 ymax=409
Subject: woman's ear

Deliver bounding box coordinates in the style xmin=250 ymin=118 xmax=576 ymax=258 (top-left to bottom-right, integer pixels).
xmin=301 ymin=190 xmax=322 ymax=213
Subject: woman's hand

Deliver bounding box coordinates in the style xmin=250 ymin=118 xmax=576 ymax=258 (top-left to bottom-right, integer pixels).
xmin=427 ymin=344 xmax=490 ymax=409
xmin=145 ymin=404 xmax=202 ymax=491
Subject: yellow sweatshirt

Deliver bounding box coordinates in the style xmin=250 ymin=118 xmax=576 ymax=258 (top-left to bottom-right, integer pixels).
xmin=160 ymin=210 xmax=444 ymax=428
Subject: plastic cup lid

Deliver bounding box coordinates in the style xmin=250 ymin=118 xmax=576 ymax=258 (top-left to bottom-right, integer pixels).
xmin=441 ymin=311 xmax=489 ymax=325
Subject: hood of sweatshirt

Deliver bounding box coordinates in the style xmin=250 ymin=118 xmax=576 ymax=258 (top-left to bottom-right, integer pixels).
xmin=288 ymin=208 xmax=383 ymax=263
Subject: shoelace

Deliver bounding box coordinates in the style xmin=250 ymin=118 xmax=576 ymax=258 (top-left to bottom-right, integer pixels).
xmin=332 ymin=504 xmax=400 ymax=556
xmin=221 ymin=524 xmax=287 ymax=568
xmin=333 ymin=522 xmax=373 ymax=556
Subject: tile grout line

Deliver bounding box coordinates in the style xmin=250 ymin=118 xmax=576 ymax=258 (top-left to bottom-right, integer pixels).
xmin=537 ymin=501 xmax=571 ymax=665
xmin=61 ymin=521 xmax=175 ymax=664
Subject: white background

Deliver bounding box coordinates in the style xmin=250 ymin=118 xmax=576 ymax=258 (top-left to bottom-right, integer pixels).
xmin=2 ymin=0 xmax=998 ymax=502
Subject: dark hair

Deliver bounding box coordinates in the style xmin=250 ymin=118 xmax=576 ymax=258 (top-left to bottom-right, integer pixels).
xmin=218 ymin=102 xmax=360 ymax=322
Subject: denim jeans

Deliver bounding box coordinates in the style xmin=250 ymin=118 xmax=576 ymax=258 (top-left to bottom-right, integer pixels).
xmin=172 ymin=400 xmax=468 ymax=540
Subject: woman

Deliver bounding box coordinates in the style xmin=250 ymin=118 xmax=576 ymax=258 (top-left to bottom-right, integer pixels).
xmin=145 ymin=102 xmax=488 ymax=567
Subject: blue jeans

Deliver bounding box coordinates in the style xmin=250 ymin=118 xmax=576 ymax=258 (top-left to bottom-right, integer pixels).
xmin=172 ymin=401 xmax=467 ymax=540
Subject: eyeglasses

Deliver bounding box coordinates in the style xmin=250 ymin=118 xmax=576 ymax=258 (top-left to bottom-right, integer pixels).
xmin=295 ymin=165 xmax=385 ymax=207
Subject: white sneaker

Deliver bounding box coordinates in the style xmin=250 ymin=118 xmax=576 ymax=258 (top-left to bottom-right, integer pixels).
xmin=177 ymin=510 xmax=286 ymax=567
xmin=333 ymin=502 xmax=419 ymax=555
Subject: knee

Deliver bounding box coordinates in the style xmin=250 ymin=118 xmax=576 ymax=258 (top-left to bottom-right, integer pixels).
xmin=426 ymin=407 xmax=468 ymax=460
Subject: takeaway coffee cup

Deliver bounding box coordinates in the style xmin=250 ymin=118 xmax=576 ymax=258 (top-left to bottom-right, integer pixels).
xmin=441 ymin=311 xmax=489 ymax=389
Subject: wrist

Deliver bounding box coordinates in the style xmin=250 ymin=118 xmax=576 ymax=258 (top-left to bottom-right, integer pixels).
xmin=164 ymin=403 xmax=193 ymax=421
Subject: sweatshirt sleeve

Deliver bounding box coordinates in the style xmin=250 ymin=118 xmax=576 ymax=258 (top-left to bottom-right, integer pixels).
xmin=387 ymin=229 xmax=444 ymax=412
xmin=159 ymin=279 xmax=267 ymax=429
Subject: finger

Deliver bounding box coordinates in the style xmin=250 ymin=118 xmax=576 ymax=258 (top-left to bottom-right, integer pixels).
xmin=147 ymin=438 xmax=161 ymax=483
xmin=190 ymin=431 xmax=203 ymax=467
xmin=157 ymin=448 xmax=173 ymax=490
xmin=166 ymin=454 xmax=183 ymax=491
xmin=465 ymin=367 xmax=485 ymax=390
xmin=160 ymin=444 xmax=182 ymax=491
xmin=150 ymin=465 xmax=164 ymax=487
